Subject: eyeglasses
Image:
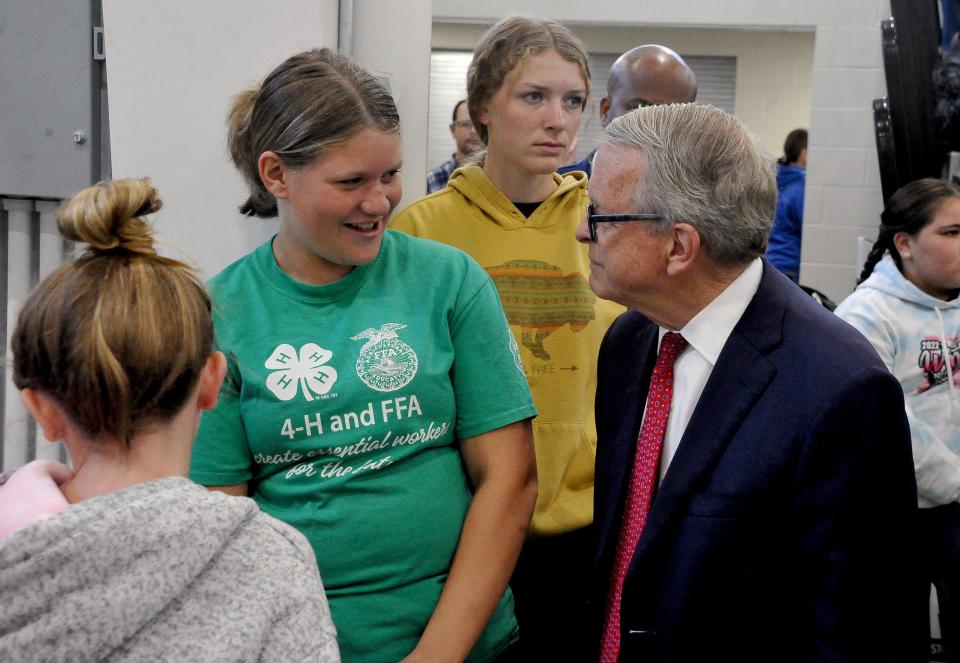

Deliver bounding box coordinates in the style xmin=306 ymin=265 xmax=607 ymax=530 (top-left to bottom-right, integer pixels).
xmin=454 ymin=121 xmax=475 ymax=130
xmin=585 ymin=202 xmax=664 ymax=241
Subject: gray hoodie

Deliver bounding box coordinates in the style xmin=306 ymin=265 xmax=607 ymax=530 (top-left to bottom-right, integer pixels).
xmin=0 ymin=476 xmax=340 ymax=662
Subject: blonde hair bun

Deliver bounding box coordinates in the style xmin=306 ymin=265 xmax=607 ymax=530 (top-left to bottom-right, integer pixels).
xmin=15 ymin=179 xmax=212 ymax=443
xmin=57 ymin=178 xmax=162 ymax=257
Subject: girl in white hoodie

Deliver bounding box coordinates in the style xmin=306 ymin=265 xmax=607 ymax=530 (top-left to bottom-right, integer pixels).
xmin=836 ymin=177 xmax=960 ymax=659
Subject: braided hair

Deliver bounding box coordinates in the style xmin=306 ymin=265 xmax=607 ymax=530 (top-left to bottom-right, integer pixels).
xmin=858 ymin=178 xmax=960 ymax=284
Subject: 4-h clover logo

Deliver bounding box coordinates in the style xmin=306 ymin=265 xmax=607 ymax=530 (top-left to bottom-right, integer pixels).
xmin=264 ymin=343 xmax=338 ymax=401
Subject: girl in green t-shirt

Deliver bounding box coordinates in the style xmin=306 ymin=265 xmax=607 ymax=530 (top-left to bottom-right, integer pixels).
xmin=190 ymin=48 xmax=538 ymax=663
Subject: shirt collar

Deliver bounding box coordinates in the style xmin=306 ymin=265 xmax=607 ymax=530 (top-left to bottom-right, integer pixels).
xmin=660 ymin=258 xmax=763 ymax=365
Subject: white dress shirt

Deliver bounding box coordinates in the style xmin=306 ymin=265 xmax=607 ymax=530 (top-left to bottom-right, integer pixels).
xmin=655 ymin=258 xmax=764 ymax=481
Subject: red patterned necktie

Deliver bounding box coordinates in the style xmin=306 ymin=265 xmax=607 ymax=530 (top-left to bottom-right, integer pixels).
xmin=600 ymin=331 xmax=688 ymax=663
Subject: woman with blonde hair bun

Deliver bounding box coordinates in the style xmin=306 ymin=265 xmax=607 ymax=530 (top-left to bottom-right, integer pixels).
xmin=0 ymin=179 xmax=339 ymax=662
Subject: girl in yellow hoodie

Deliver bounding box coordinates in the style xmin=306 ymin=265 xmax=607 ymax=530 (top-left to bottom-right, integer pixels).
xmin=392 ymin=15 xmax=623 ymax=660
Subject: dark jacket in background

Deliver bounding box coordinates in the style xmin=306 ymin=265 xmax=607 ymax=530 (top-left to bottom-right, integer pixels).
xmin=765 ymin=164 xmax=805 ymax=281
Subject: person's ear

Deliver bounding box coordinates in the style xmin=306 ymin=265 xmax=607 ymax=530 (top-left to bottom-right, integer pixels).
xmin=21 ymin=389 xmax=67 ymax=441
xmin=477 ymin=102 xmax=491 ymax=131
xmin=258 ymin=151 xmax=289 ymax=199
xmin=665 ymin=222 xmax=701 ymax=275
xmin=893 ymin=231 xmax=914 ymax=260
xmin=197 ymin=351 xmax=228 ymax=412
xmin=599 ymin=96 xmax=611 ymax=126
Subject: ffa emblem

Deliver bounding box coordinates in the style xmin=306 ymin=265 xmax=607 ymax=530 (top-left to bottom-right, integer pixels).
xmin=351 ymin=323 xmax=419 ymax=392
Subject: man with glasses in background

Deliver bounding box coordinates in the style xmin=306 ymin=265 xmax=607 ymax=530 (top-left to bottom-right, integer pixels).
xmin=559 ymin=44 xmax=696 ymax=179
xmin=426 ymin=99 xmax=482 ymax=193
xmin=578 ymin=102 xmax=926 ymax=662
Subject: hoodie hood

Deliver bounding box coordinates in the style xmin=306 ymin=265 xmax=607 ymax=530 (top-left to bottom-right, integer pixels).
xmin=0 ymin=477 xmax=268 ymax=660
xmin=446 ymin=165 xmax=587 ymax=231
xmin=776 ymin=164 xmax=805 ymax=191
xmin=858 ymin=253 xmax=960 ymax=310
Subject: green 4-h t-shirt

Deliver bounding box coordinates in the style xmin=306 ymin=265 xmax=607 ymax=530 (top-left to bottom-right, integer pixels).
xmin=190 ymin=231 xmax=537 ymax=662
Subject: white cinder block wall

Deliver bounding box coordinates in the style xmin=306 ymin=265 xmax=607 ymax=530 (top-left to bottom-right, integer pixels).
xmin=102 ymin=0 xmax=894 ymax=298
xmin=434 ymin=0 xmax=893 ymax=302
xmin=349 ymin=1 xmax=432 ymax=215
xmin=803 ymin=2 xmax=891 ymax=300
xmin=102 ymin=0 xmax=431 ymax=280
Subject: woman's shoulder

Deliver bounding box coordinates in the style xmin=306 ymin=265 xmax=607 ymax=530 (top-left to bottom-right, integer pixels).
xmin=206 ymin=238 xmax=271 ymax=294
xmin=181 ymin=487 xmax=329 ymax=608
xmin=233 ymin=507 xmax=321 ymax=572
xmin=835 ymin=284 xmax=896 ymax=326
xmin=384 ymin=229 xmax=480 ymax=268
xmin=141 ymin=481 xmax=320 ymax=584
xmin=834 ymin=284 xmax=918 ymax=354
xmin=151 ymin=485 xmax=339 ymax=661
xmin=381 ymin=231 xmax=491 ymax=296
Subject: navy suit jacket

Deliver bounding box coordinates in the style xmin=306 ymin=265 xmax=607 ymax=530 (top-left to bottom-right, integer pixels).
xmin=593 ymin=262 xmax=925 ymax=662
xmin=557 ymin=149 xmax=596 ymax=179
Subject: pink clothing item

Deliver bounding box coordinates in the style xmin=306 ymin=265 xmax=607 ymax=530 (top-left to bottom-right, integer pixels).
xmin=0 ymin=459 xmax=72 ymax=540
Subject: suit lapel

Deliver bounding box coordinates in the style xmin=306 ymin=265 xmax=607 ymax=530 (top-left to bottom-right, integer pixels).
xmin=631 ymin=263 xmax=788 ymax=563
xmin=595 ymin=320 xmax=659 ymax=568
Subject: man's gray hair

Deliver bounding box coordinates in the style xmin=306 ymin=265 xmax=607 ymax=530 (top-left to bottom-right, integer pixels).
xmin=603 ymin=103 xmax=777 ymax=266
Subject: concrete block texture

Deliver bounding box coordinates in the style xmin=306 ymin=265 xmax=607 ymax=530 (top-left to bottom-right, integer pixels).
xmin=430 ymin=0 xmax=891 ymax=299
xmin=807 ymin=147 xmax=868 ymax=188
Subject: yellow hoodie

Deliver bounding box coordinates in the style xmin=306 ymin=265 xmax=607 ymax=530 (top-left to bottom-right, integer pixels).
xmin=391 ymin=166 xmax=624 ymax=536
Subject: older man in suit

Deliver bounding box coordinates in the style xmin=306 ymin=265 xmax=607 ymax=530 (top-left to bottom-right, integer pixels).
xmin=577 ymin=103 xmax=926 ymax=662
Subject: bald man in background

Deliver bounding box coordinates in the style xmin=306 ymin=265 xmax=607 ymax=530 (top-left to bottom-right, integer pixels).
xmin=559 ymin=44 xmax=697 ymax=178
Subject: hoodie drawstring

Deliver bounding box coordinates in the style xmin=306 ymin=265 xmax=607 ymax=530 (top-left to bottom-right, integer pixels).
xmin=935 ymin=305 xmax=959 ymax=408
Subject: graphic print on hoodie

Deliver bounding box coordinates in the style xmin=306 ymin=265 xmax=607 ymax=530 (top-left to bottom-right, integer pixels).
xmin=918 ymin=336 xmax=960 ymax=393
xmin=836 ymin=252 xmax=960 ymax=507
